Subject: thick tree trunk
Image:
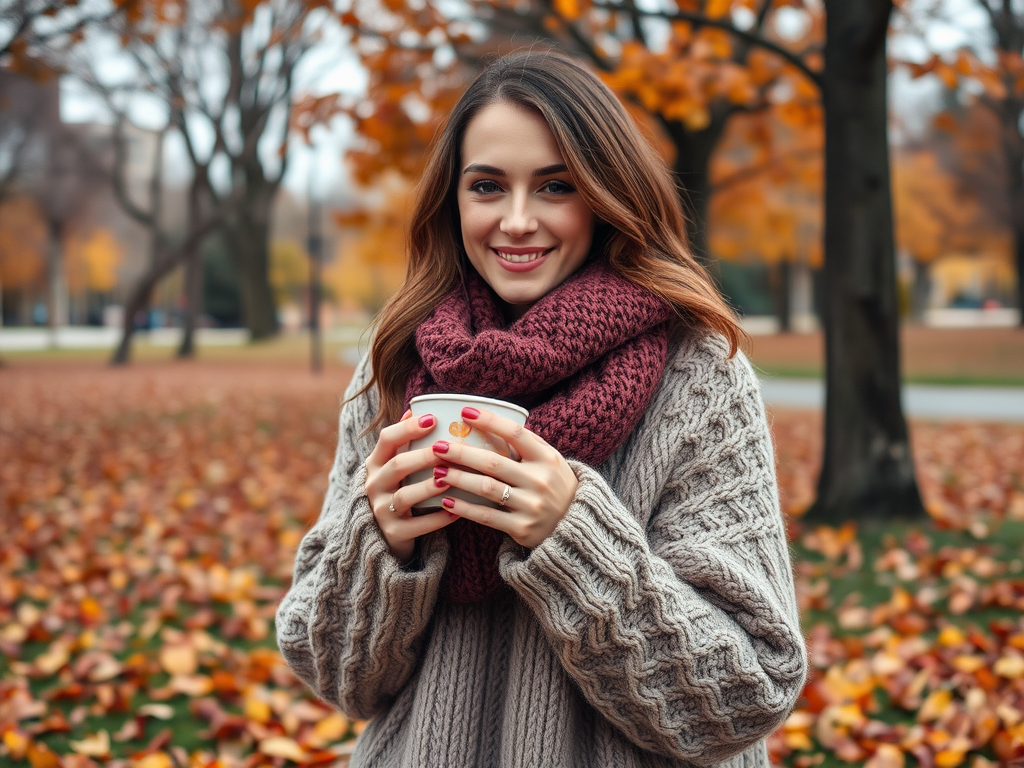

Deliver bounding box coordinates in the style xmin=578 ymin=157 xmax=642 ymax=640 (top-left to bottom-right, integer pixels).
xmin=229 ymin=181 xmax=278 ymax=340
xmin=1010 ymin=150 xmax=1024 ymax=326
xmin=804 ymin=0 xmax=925 ymax=524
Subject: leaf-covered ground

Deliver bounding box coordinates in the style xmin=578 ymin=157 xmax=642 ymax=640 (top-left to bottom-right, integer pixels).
xmin=2 ymin=360 xmax=1024 ymax=768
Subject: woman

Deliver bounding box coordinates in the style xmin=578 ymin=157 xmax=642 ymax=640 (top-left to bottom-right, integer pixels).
xmin=277 ymin=49 xmax=806 ymax=768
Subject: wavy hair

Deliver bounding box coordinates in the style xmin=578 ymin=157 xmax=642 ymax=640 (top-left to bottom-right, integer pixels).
xmin=359 ymin=49 xmax=742 ymax=432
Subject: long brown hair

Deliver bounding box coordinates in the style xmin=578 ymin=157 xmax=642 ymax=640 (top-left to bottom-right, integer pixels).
xmin=359 ymin=49 xmax=743 ymax=432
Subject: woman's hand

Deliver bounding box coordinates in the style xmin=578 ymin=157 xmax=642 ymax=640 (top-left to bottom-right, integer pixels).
xmin=431 ymin=406 xmax=578 ymax=549
xmin=365 ymin=411 xmax=460 ymax=563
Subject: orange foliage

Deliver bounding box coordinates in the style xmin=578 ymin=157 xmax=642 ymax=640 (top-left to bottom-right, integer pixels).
xmin=3 ymin=359 xmax=1024 ymax=766
xmin=709 ymin=109 xmax=823 ymax=266
xmin=0 ymin=197 xmax=47 ymax=290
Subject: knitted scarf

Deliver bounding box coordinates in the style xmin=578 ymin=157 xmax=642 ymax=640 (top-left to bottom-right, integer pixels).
xmin=406 ymin=260 xmax=673 ymax=602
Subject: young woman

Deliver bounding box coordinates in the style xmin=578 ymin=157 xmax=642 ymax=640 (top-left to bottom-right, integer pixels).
xmin=277 ymin=49 xmax=807 ymax=768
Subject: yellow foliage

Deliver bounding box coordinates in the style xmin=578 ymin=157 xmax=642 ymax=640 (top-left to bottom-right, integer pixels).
xmin=326 ymin=175 xmax=412 ymax=313
xmin=270 ymin=239 xmax=310 ymax=305
xmin=0 ymin=196 xmax=47 ymax=289
xmin=65 ymin=228 xmax=123 ymax=293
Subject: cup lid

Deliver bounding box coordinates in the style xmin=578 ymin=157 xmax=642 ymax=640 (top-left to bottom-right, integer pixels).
xmin=410 ymin=393 xmax=529 ymax=419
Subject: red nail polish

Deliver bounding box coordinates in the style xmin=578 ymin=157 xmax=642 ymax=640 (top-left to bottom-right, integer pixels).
xmin=433 ymin=466 xmax=448 ymax=479
xmin=433 ymin=441 xmax=449 ymax=454
xmin=435 ymin=478 xmax=448 ymax=488
xmin=442 ymin=497 xmax=455 ymax=509
xmin=461 ymin=406 xmax=480 ymax=420
xmin=418 ymin=414 xmax=435 ymax=428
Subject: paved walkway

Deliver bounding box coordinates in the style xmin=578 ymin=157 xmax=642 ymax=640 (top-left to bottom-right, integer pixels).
xmin=759 ymin=378 xmax=1024 ymax=423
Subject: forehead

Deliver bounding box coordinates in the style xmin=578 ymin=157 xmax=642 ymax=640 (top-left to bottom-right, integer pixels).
xmin=461 ymin=101 xmax=564 ymax=168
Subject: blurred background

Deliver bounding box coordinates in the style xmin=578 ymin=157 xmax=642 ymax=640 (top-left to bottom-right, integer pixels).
xmin=0 ymin=0 xmax=1020 ymax=357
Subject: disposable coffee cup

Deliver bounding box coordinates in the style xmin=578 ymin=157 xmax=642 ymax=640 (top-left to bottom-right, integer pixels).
xmin=405 ymin=394 xmax=529 ymax=512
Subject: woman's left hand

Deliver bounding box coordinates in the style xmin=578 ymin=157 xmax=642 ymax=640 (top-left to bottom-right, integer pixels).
xmin=431 ymin=406 xmax=578 ymax=549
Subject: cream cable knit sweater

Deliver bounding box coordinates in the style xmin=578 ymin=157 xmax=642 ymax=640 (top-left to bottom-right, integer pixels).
xmin=276 ymin=333 xmax=807 ymax=768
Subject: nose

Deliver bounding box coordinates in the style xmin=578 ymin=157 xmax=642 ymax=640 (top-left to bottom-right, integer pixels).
xmin=499 ymin=192 xmax=538 ymax=237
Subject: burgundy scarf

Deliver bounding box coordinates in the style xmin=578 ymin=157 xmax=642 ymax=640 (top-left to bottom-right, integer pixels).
xmin=406 ymin=260 xmax=672 ymax=602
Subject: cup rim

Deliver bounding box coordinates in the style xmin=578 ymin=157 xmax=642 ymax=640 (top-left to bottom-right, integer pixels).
xmin=410 ymin=393 xmax=529 ymax=419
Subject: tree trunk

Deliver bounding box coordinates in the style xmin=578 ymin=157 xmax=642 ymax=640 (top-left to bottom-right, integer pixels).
xmin=1009 ymin=147 xmax=1024 ymax=326
xmin=229 ymin=181 xmax=278 ymax=340
xmin=46 ymin=218 xmax=68 ymax=342
xmin=804 ymin=0 xmax=925 ymax=524
xmin=111 ymin=268 xmax=159 ymax=365
xmin=911 ymin=258 xmax=930 ymax=325
xmin=176 ymin=247 xmax=202 ymax=358
xmin=774 ymin=259 xmax=793 ymax=333
xmin=662 ymin=116 xmax=726 ymax=266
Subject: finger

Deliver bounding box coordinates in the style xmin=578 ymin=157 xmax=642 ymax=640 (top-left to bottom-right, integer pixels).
xmin=392 ymin=473 xmax=455 ymax=513
xmin=431 ymin=439 xmax=519 ymax=483
xmin=381 ymin=446 xmax=446 ymax=487
xmin=438 ymin=494 xmax=517 ymax=537
xmin=459 ymin=406 xmax=543 ymax=461
xmin=435 ymin=465 xmax=514 ymax=508
xmin=370 ymin=412 xmax=439 ymax=463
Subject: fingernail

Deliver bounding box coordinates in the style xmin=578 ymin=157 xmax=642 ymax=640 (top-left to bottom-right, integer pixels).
xmin=432 ymin=441 xmax=449 ymax=454
xmin=435 ymin=478 xmax=449 ymax=488
xmin=418 ymin=414 xmax=435 ymax=428
xmin=433 ymin=466 xmax=448 ymax=479
xmin=461 ymin=406 xmax=480 ymax=420
xmin=442 ymin=497 xmax=455 ymax=509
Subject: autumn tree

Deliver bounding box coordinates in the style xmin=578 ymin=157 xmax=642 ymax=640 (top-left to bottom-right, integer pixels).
xmin=340 ymin=1 xmax=825 ymax=262
xmin=57 ymin=0 xmax=342 ymax=349
xmin=802 ymin=0 xmax=925 ymax=523
xmin=898 ymin=1 xmax=1024 ymax=322
xmin=709 ymin=108 xmax=823 ymax=330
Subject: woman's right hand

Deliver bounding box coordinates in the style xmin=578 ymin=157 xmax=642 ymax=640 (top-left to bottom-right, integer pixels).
xmin=364 ymin=411 xmax=459 ymax=563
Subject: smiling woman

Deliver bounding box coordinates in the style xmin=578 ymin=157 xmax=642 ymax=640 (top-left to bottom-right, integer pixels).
xmin=277 ymin=48 xmax=807 ymax=768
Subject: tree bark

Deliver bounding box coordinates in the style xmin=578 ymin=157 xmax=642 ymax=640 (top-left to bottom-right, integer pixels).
xmin=804 ymin=0 xmax=925 ymax=524
xmin=176 ymin=247 xmax=202 ymax=359
xmin=228 ymin=177 xmax=279 ymax=340
xmin=662 ymin=117 xmax=725 ymax=265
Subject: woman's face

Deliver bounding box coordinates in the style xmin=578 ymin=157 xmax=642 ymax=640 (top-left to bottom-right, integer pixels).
xmin=457 ymin=101 xmax=595 ymax=321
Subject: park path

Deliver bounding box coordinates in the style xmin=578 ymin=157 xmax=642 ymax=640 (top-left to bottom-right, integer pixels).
xmin=760 ymin=378 xmax=1024 ymax=423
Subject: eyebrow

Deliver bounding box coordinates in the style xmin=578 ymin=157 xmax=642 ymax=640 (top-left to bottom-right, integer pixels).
xmin=462 ymin=163 xmax=569 ymax=177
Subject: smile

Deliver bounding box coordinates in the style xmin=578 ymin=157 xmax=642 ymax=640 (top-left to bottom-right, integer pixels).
xmin=494 ymin=248 xmax=552 ymax=264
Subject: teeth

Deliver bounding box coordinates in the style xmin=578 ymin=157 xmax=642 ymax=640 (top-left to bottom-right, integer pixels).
xmin=497 ymin=251 xmax=544 ymax=263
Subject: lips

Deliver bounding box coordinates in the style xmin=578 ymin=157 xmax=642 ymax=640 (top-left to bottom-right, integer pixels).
xmin=493 ymin=247 xmax=552 ymax=264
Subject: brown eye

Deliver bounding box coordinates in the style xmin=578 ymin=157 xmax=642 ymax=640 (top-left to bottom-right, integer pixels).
xmin=470 ymin=180 xmax=502 ymax=194
xmin=542 ymin=180 xmax=575 ymax=194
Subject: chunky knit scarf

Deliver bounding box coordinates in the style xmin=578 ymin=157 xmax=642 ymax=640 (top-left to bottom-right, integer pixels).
xmin=406 ymin=260 xmax=673 ymax=602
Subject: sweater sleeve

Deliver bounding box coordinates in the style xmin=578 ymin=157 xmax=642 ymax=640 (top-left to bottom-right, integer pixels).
xmin=498 ymin=339 xmax=807 ymax=764
xmin=275 ymin=356 xmax=448 ymax=719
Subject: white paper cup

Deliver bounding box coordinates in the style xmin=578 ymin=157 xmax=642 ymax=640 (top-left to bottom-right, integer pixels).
xmin=405 ymin=394 xmax=529 ymax=511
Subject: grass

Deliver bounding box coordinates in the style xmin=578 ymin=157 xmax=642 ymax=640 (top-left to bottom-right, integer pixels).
xmin=746 ymin=326 xmax=1024 ymax=386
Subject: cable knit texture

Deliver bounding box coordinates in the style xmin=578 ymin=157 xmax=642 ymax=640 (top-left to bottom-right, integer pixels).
xmin=276 ymin=332 xmax=808 ymax=768
xmin=407 ymin=260 xmax=673 ymax=602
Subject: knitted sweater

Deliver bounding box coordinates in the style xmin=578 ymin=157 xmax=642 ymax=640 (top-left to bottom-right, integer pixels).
xmin=276 ymin=333 xmax=807 ymax=768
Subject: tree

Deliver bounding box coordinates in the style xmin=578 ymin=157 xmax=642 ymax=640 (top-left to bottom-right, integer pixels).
xmin=709 ymin=108 xmax=823 ymax=330
xmin=57 ymin=0 xmax=342 ymax=350
xmin=340 ymin=1 xmax=825 ymax=262
xmin=900 ymin=1 xmax=1024 ymax=323
xmin=804 ymin=0 xmax=924 ymax=524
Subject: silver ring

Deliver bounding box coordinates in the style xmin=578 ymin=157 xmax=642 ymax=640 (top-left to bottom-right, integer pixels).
xmin=498 ymin=485 xmax=511 ymax=506
xmin=388 ymin=497 xmax=396 ymax=513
